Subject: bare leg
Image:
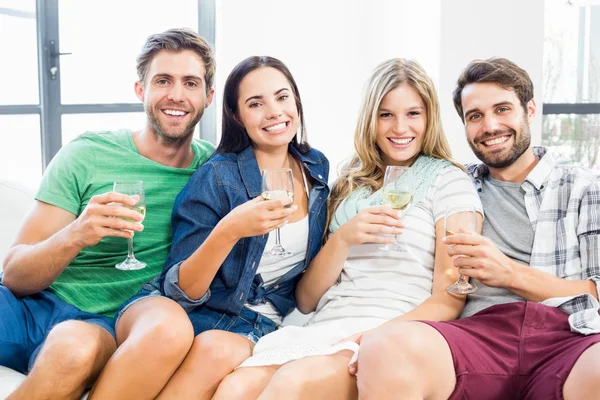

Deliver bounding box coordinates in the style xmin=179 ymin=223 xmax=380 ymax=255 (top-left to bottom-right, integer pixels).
xmin=213 ymin=366 xmax=279 ymax=400
xmin=7 ymin=321 xmax=116 ymax=400
xmin=563 ymin=342 xmax=600 ymax=400
xmin=257 ymin=350 xmax=357 ymax=400
xmin=156 ymin=330 xmax=254 ymax=400
xmin=88 ymin=297 xmax=194 ymax=399
xmin=357 ymin=321 xmax=455 ymax=400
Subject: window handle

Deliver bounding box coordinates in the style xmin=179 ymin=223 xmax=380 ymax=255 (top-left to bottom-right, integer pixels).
xmin=48 ymin=40 xmax=72 ymax=80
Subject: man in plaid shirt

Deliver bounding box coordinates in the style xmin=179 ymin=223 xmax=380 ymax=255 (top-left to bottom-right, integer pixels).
xmin=356 ymin=58 xmax=600 ymax=399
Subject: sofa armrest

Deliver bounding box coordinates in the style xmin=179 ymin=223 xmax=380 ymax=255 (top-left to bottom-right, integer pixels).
xmin=0 ymin=181 xmax=36 ymax=269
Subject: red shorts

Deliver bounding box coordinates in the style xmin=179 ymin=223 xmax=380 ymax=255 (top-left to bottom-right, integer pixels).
xmin=422 ymin=302 xmax=600 ymax=400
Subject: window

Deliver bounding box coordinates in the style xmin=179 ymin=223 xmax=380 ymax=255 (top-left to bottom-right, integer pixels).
xmin=58 ymin=0 xmax=199 ymax=105
xmin=0 ymin=115 xmax=42 ymax=185
xmin=0 ymin=0 xmax=38 ymax=106
xmin=0 ymin=0 xmax=215 ymax=187
xmin=543 ymin=0 xmax=600 ymax=170
xmin=543 ymin=114 xmax=600 ymax=170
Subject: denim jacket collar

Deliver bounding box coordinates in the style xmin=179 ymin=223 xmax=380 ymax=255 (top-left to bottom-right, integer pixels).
xmin=237 ymin=146 xmax=262 ymax=198
xmin=237 ymin=144 xmax=326 ymax=198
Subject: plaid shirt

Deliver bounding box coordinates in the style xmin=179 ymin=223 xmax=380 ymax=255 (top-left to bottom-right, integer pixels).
xmin=468 ymin=147 xmax=600 ymax=334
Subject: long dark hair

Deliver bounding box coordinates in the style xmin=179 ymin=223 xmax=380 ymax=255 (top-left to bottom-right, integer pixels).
xmin=216 ymin=56 xmax=310 ymax=154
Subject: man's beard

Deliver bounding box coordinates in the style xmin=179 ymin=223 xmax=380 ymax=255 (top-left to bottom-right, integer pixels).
xmin=469 ymin=118 xmax=531 ymax=169
xmin=146 ymin=105 xmax=204 ymax=143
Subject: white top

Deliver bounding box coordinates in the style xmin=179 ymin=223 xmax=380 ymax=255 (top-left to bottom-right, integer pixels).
xmin=308 ymin=166 xmax=483 ymax=325
xmin=246 ymin=165 xmax=310 ymax=326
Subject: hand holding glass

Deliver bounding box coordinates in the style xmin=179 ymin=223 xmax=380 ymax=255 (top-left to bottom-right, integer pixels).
xmin=380 ymin=166 xmax=415 ymax=251
xmin=261 ymin=168 xmax=294 ymax=257
xmin=113 ymin=180 xmax=147 ymax=271
xmin=445 ymin=204 xmax=477 ymax=294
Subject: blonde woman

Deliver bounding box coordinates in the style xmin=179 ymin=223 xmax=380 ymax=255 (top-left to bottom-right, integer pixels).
xmin=213 ymin=59 xmax=483 ymax=400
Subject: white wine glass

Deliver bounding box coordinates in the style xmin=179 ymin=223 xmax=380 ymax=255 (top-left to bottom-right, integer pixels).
xmin=261 ymin=168 xmax=294 ymax=257
xmin=445 ymin=204 xmax=477 ymax=294
xmin=113 ymin=180 xmax=147 ymax=271
xmin=380 ymin=166 xmax=415 ymax=251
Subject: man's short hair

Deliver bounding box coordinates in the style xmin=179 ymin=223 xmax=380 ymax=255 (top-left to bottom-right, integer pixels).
xmin=136 ymin=28 xmax=215 ymax=93
xmin=453 ymin=58 xmax=534 ymax=122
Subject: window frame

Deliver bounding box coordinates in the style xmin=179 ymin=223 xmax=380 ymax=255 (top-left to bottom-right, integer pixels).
xmin=543 ymin=4 xmax=600 ymax=116
xmin=0 ymin=0 xmax=216 ymax=171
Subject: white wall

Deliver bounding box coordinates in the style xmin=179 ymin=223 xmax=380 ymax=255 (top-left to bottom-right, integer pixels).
xmin=216 ymin=0 xmax=441 ymax=178
xmin=439 ymin=0 xmax=545 ymax=163
xmin=216 ymin=0 xmax=545 ymax=176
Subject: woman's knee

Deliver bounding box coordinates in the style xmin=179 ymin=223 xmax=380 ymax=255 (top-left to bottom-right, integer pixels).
xmin=358 ymin=322 xmax=455 ymax=397
xmin=214 ymin=368 xmax=271 ymax=400
xmin=361 ymin=322 xmax=435 ymax=365
xmin=358 ymin=321 xmax=442 ymax=386
xmin=261 ymin=365 xmax=304 ymax=396
xmin=117 ymin=297 xmax=194 ymax=357
xmin=189 ymin=330 xmax=253 ymax=368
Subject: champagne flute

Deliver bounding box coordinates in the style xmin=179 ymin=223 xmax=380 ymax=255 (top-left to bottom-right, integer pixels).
xmin=113 ymin=180 xmax=147 ymax=271
xmin=445 ymin=204 xmax=477 ymax=294
xmin=261 ymin=168 xmax=294 ymax=257
xmin=380 ymin=166 xmax=415 ymax=251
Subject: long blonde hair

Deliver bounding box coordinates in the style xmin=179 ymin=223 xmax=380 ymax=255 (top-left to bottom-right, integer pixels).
xmin=328 ymin=59 xmax=462 ymax=225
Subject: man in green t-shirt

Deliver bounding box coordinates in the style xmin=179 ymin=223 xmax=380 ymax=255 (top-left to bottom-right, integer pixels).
xmin=0 ymin=28 xmax=214 ymax=399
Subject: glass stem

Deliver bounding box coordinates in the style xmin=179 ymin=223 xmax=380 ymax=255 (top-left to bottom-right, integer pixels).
xmin=275 ymin=228 xmax=282 ymax=247
xmin=127 ymin=236 xmax=134 ymax=259
xmin=392 ymin=210 xmax=402 ymax=244
xmin=457 ymin=274 xmax=468 ymax=284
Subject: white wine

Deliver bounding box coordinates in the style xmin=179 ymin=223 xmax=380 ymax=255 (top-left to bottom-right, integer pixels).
xmin=262 ymin=190 xmax=294 ymax=208
xmin=383 ymin=191 xmax=413 ymax=211
xmin=132 ymin=205 xmax=146 ymax=223
xmin=121 ymin=205 xmax=146 ymax=223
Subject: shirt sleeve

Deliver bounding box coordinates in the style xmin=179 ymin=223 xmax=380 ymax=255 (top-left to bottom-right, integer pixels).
xmin=35 ymin=136 xmax=96 ymax=216
xmin=430 ymin=166 xmax=483 ymax=224
xmin=577 ymin=177 xmax=600 ymax=298
xmin=162 ymin=261 xmax=211 ymax=311
xmin=158 ymin=162 xmax=225 ymax=301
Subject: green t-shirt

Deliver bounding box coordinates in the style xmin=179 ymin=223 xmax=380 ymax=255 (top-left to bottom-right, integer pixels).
xmin=36 ymin=129 xmax=214 ymax=317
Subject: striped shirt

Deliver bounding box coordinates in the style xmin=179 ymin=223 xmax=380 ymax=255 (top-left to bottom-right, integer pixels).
xmin=467 ymin=147 xmax=600 ymax=334
xmin=37 ymin=130 xmax=214 ymax=316
xmin=309 ymin=166 xmax=482 ymax=325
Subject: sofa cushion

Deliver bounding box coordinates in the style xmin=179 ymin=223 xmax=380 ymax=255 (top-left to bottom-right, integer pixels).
xmin=0 ymin=181 xmax=35 ymax=270
xmin=0 ymin=366 xmax=26 ymax=398
xmin=0 ymin=366 xmax=89 ymax=399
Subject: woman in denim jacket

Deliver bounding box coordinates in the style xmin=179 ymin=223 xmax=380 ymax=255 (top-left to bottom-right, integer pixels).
xmin=147 ymin=56 xmax=330 ymax=398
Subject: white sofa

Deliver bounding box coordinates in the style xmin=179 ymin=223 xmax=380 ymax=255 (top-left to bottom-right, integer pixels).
xmin=0 ymin=180 xmax=310 ymax=398
xmin=0 ymin=181 xmax=38 ymax=398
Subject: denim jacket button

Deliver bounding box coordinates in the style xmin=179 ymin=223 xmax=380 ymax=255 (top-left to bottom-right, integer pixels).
xmin=239 ymin=292 xmax=244 ymax=300
xmin=252 ymin=261 xmax=256 ymax=269
xmin=318 ymin=174 xmax=323 ymax=179
xmin=274 ymin=285 xmax=280 ymax=289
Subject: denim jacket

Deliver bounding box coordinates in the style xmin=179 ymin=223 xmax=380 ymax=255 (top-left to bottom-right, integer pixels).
xmin=159 ymin=144 xmax=329 ymax=332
